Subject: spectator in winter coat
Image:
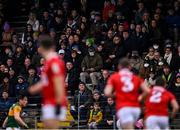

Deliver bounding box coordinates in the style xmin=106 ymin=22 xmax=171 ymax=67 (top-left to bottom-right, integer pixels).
xmin=80 ymin=47 xmax=103 ymax=87
xmin=15 ymin=75 xmax=29 ymax=96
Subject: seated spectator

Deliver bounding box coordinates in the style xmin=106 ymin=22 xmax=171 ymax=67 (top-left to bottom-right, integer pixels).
xmin=70 ymin=82 xmax=92 ymax=120
xmin=80 ymin=47 xmax=103 ymax=87
xmin=161 ymin=64 xmax=175 ymax=89
xmin=88 ymin=102 xmax=103 ymax=129
xmin=1 ymin=22 xmax=12 ymax=46
xmin=96 ymin=70 xmax=110 ymax=94
xmin=0 ymin=91 xmax=15 ymax=126
xmin=168 ymin=73 xmax=180 ymax=103
xmin=91 ymin=90 xmax=106 ymax=110
xmin=102 ymin=97 xmax=115 ymax=129
xmin=27 ymin=13 xmax=39 ymax=31
xmin=65 ymin=61 xmax=80 ymax=95
xmin=27 ymin=66 xmax=39 ymax=86
xmin=0 ymin=74 xmax=14 ymax=97
xmin=0 ymin=91 xmax=14 ymax=110
xmin=15 ymin=75 xmax=29 ymax=96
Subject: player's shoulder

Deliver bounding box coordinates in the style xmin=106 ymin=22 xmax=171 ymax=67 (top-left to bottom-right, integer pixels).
xmin=110 ymin=72 xmax=120 ymax=78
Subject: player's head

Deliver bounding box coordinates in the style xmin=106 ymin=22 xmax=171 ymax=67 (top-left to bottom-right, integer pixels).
xmin=155 ymin=76 xmax=166 ymax=87
xmin=38 ymin=35 xmax=55 ymax=55
xmin=18 ymin=94 xmax=28 ymax=107
xmin=118 ymin=58 xmax=131 ymax=70
xmin=93 ymin=102 xmax=100 ymax=110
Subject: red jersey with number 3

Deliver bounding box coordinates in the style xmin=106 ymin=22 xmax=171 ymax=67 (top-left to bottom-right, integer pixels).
xmin=41 ymin=52 xmax=67 ymax=106
xmin=107 ymin=69 xmax=143 ymax=110
xmin=145 ymin=86 xmax=175 ymax=117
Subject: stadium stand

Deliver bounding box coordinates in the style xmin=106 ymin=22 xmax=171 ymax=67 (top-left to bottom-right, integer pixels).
xmin=0 ymin=0 xmax=179 ymax=129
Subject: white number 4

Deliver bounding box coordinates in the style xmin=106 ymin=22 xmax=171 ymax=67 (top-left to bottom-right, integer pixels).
xmin=121 ymin=76 xmax=134 ymax=92
xmin=150 ymin=90 xmax=162 ymax=103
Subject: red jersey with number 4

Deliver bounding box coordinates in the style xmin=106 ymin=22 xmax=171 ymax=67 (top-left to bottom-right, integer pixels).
xmin=41 ymin=52 xmax=67 ymax=106
xmin=145 ymin=86 xmax=175 ymax=117
xmin=107 ymin=69 xmax=143 ymax=110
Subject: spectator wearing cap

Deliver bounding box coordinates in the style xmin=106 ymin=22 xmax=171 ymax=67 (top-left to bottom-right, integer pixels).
xmin=15 ymin=75 xmax=29 ymax=96
xmin=70 ymin=82 xmax=92 ymax=120
xmin=58 ymin=49 xmax=69 ymax=63
xmin=80 ymin=47 xmax=103 ymax=87
xmin=65 ymin=61 xmax=80 ymax=95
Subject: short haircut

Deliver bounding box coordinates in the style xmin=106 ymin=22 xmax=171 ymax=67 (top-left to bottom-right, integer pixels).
xmin=118 ymin=58 xmax=130 ymax=68
xmin=38 ymin=35 xmax=54 ymax=50
xmin=18 ymin=94 xmax=27 ymax=101
xmin=155 ymin=76 xmax=166 ymax=86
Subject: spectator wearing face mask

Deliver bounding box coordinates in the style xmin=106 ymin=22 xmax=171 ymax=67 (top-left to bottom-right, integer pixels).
xmin=80 ymin=47 xmax=103 ymax=87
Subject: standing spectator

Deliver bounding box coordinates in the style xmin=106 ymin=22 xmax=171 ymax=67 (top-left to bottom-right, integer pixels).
xmin=88 ymin=102 xmax=103 ymax=129
xmin=14 ymin=46 xmax=25 ymax=72
xmin=70 ymin=82 xmax=92 ymax=120
xmin=80 ymin=47 xmax=103 ymax=87
xmin=65 ymin=61 xmax=79 ymax=95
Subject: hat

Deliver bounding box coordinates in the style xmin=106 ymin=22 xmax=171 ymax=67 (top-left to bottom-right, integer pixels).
xmin=165 ymin=44 xmax=172 ymax=49
xmin=176 ymin=73 xmax=180 ymax=78
xmin=88 ymin=46 xmax=95 ymax=52
xmin=58 ymin=49 xmax=65 ymax=54
xmin=93 ymin=89 xmax=100 ymax=95
xmin=17 ymin=75 xmax=25 ymax=80
xmin=86 ymin=38 xmax=95 ymax=46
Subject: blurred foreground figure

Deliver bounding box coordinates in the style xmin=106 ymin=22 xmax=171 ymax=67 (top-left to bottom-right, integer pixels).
xmin=105 ymin=58 xmax=150 ymax=130
xmin=28 ymin=35 xmax=67 ymax=129
xmin=145 ymin=77 xmax=179 ymax=129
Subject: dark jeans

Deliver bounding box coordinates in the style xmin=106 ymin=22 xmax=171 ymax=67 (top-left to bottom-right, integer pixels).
xmin=70 ymin=107 xmax=88 ymax=120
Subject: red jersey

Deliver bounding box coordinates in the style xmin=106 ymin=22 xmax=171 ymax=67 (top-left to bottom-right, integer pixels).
xmin=107 ymin=69 xmax=143 ymax=110
xmin=145 ymin=86 xmax=175 ymax=117
xmin=41 ymin=52 xmax=67 ymax=106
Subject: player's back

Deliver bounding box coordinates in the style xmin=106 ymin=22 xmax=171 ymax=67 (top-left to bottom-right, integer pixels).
xmin=145 ymin=86 xmax=175 ymax=117
xmin=41 ymin=53 xmax=66 ymax=105
xmin=108 ymin=69 xmax=143 ymax=110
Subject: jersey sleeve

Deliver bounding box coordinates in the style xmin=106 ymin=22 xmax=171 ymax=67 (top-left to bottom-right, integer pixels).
xmin=14 ymin=106 xmax=21 ymax=113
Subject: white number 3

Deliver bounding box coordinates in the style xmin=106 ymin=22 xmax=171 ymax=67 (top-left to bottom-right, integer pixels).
xmin=121 ymin=76 xmax=134 ymax=92
xmin=150 ymin=91 xmax=162 ymax=103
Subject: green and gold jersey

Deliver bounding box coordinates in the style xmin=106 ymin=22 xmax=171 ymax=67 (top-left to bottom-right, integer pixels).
xmin=6 ymin=103 xmax=22 ymax=128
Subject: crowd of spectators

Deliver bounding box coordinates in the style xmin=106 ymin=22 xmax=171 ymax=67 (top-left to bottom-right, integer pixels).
xmin=0 ymin=0 xmax=179 ymax=128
